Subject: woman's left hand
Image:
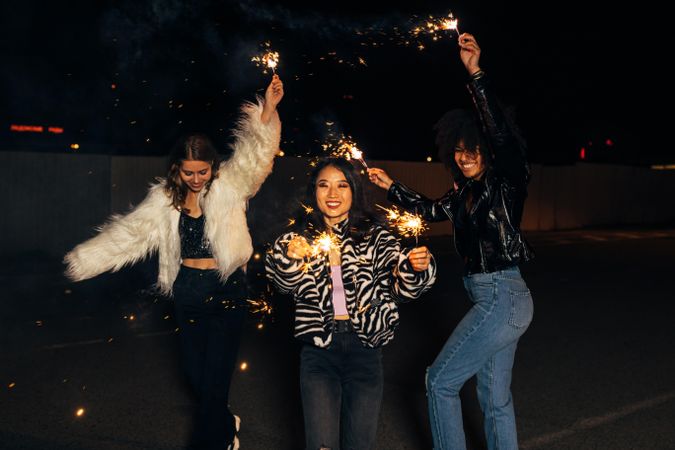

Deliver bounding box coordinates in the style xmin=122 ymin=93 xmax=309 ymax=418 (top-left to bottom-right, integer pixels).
xmin=262 ymin=74 xmax=284 ymax=123
xmin=458 ymin=33 xmax=481 ymax=76
xmin=408 ymin=246 xmax=432 ymax=272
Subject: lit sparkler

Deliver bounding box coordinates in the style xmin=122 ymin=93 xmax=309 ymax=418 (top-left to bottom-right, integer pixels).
xmin=251 ymin=43 xmax=280 ymax=74
xmin=408 ymin=12 xmax=460 ymax=50
xmin=323 ymin=134 xmax=369 ymax=169
xmin=377 ymin=204 xmax=428 ymax=245
xmin=310 ymin=231 xmax=341 ymax=257
xmin=443 ymin=17 xmax=460 ymax=36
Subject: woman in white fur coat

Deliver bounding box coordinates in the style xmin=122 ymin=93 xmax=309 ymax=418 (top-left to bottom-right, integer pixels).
xmin=64 ymin=75 xmax=283 ymax=450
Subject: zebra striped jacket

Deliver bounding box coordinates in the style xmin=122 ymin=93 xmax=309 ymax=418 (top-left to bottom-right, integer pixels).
xmin=265 ymin=219 xmax=436 ymax=349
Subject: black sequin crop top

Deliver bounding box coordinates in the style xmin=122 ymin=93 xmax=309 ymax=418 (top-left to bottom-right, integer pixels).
xmin=179 ymin=211 xmax=213 ymax=259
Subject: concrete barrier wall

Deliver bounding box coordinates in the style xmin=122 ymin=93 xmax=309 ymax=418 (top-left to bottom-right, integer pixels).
xmin=3 ymin=152 xmax=111 ymax=259
xmin=2 ymin=152 xmax=675 ymax=258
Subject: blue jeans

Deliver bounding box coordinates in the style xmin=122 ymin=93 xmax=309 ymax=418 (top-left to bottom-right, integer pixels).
xmin=300 ymin=323 xmax=383 ymax=450
xmin=426 ymin=267 xmax=533 ymax=450
xmin=173 ymin=267 xmax=247 ymax=450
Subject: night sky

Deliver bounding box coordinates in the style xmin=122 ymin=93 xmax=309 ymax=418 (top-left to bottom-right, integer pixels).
xmin=0 ymin=1 xmax=666 ymax=164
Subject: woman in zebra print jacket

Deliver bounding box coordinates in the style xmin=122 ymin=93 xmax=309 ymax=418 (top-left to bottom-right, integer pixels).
xmin=265 ymin=157 xmax=436 ymax=450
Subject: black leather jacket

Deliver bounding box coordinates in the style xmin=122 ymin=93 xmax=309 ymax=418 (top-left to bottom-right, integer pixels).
xmin=388 ymin=73 xmax=534 ymax=275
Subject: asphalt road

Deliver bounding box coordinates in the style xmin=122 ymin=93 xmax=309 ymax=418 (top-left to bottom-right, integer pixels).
xmin=2 ymin=229 xmax=674 ymax=450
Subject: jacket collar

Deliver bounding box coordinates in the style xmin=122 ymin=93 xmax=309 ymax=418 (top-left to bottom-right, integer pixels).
xmin=329 ymin=217 xmax=351 ymax=240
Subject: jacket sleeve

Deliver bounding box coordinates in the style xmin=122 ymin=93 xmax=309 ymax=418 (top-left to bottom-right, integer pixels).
xmin=387 ymin=181 xmax=457 ymax=223
xmin=467 ymin=73 xmax=529 ymax=184
xmin=373 ymin=228 xmax=436 ymax=303
xmin=265 ymin=233 xmax=312 ymax=296
xmin=217 ymin=97 xmax=282 ymax=200
xmin=63 ymin=183 xmax=168 ymax=281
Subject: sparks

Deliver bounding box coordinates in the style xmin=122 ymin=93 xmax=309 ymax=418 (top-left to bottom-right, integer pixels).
xmin=408 ymin=12 xmax=460 ymax=50
xmin=310 ymin=231 xmax=341 ymax=257
xmin=323 ymin=134 xmax=370 ymax=169
xmin=251 ymin=43 xmax=280 ymax=74
xmin=377 ymin=204 xmax=428 ymax=244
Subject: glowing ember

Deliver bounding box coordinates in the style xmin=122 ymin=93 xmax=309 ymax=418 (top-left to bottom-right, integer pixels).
xmin=377 ymin=204 xmax=428 ymax=243
xmin=75 ymin=408 xmax=85 ymax=417
xmin=406 ymin=12 xmax=460 ymax=50
xmin=251 ymin=43 xmax=280 ymax=74
xmin=310 ymin=231 xmax=341 ymax=257
xmin=240 ymin=362 xmax=248 ymax=371
xmin=323 ymin=134 xmax=369 ymax=169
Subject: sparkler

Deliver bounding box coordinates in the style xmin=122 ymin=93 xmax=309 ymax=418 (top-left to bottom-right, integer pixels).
xmin=251 ymin=42 xmax=280 ymax=74
xmin=282 ymin=230 xmax=341 ymax=273
xmin=322 ymin=134 xmax=369 ymax=169
xmin=310 ymin=231 xmax=342 ymax=258
xmin=407 ymin=12 xmax=460 ymax=50
xmin=377 ymin=204 xmax=428 ymax=245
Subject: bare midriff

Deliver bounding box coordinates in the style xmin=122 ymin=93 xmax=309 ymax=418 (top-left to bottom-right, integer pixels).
xmin=182 ymin=258 xmax=218 ymax=270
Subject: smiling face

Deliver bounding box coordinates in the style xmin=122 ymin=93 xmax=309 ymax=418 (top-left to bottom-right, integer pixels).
xmin=454 ymin=140 xmax=486 ymax=180
xmin=179 ymin=160 xmax=213 ymax=193
xmin=315 ymin=165 xmax=353 ymax=226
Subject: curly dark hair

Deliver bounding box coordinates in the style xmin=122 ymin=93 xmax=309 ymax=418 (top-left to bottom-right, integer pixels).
xmin=165 ymin=133 xmax=221 ymax=212
xmin=434 ymin=108 xmax=490 ymax=183
xmin=292 ymin=158 xmax=381 ymax=242
xmin=434 ymin=106 xmax=527 ymax=184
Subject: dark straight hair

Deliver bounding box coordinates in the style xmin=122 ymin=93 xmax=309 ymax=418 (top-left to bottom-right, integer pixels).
xmin=293 ymin=157 xmax=381 ymax=241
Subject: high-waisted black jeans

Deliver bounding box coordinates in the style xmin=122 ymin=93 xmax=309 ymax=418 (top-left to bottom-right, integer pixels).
xmin=300 ymin=322 xmax=384 ymax=450
xmin=172 ymin=266 xmax=247 ymax=450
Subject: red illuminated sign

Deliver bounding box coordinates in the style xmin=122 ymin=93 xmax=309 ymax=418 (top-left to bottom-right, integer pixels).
xmin=10 ymin=124 xmax=64 ymax=134
xmin=10 ymin=124 xmax=44 ymax=133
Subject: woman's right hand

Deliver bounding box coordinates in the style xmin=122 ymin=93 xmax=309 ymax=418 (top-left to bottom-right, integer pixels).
xmin=286 ymin=235 xmax=312 ymax=259
xmin=367 ymin=168 xmax=394 ymax=190
xmin=261 ymin=74 xmax=284 ymax=124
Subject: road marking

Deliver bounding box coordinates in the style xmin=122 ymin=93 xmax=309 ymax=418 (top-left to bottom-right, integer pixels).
xmin=521 ymin=391 xmax=675 ymax=449
xmin=44 ymin=338 xmax=107 ymax=349
xmin=42 ymin=330 xmax=173 ymax=350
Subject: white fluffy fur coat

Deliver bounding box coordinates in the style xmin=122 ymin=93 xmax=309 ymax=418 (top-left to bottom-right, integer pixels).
xmin=64 ymin=98 xmax=281 ymax=295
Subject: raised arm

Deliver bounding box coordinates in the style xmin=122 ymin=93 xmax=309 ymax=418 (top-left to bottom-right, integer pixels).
xmin=368 ymin=167 xmax=456 ymax=222
xmin=460 ymin=33 xmax=529 ymax=183
xmin=218 ymin=75 xmax=284 ymax=199
xmin=64 ymin=183 xmax=168 ymax=282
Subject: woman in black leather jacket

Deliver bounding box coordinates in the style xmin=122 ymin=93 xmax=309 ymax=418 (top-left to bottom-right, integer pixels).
xmin=369 ymin=33 xmax=534 ymax=450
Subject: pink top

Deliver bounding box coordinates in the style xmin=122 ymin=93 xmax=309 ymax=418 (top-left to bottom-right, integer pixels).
xmin=330 ymin=265 xmax=349 ymax=317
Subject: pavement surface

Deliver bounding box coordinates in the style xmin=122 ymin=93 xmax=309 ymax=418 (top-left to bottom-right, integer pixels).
xmin=2 ymin=228 xmax=675 ymax=450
